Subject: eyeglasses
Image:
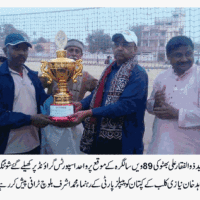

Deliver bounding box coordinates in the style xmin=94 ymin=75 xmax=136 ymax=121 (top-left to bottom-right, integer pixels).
xmin=112 ymin=42 xmax=135 ymax=48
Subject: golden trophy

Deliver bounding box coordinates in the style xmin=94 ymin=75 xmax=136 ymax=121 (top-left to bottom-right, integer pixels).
xmin=40 ymin=31 xmax=83 ymax=122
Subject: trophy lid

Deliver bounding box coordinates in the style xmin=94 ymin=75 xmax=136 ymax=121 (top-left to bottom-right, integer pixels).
xmin=50 ymin=30 xmax=76 ymax=63
xmin=55 ymin=30 xmax=68 ymax=50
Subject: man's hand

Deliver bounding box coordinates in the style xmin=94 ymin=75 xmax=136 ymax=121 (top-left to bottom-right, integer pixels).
xmin=51 ymin=110 xmax=92 ymax=128
xmin=153 ymin=102 xmax=179 ymax=120
xmin=68 ymin=110 xmax=93 ymax=127
xmin=73 ymin=102 xmax=82 ymax=113
xmin=154 ymin=85 xmax=166 ymax=108
xmin=31 ymin=114 xmax=53 ymax=128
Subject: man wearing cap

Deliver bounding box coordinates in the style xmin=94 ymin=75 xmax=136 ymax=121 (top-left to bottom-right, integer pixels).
xmin=0 ymin=33 xmax=52 ymax=154
xmin=68 ymin=30 xmax=148 ymax=154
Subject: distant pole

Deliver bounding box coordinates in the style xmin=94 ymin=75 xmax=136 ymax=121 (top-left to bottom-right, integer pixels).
xmin=97 ymin=51 xmax=99 ymax=64
xmin=33 ymin=31 xmax=36 ymax=42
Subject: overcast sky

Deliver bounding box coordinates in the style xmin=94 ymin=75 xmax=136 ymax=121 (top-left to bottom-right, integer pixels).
xmin=1 ymin=6 xmax=200 ymax=43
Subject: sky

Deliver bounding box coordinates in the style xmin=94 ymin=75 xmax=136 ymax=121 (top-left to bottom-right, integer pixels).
xmin=1 ymin=0 xmax=200 ymax=9
xmin=1 ymin=5 xmax=200 ymax=44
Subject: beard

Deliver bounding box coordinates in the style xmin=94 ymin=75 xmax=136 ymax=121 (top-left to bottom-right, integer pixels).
xmin=173 ymin=61 xmax=193 ymax=75
xmin=10 ymin=55 xmax=26 ymax=66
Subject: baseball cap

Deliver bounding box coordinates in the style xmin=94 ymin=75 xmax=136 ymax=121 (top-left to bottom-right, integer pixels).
xmin=64 ymin=39 xmax=84 ymax=53
xmin=112 ymin=30 xmax=138 ymax=45
xmin=4 ymin=33 xmax=32 ymax=48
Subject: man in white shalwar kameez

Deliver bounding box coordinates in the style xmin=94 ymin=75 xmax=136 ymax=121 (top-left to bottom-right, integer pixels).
xmin=147 ymin=36 xmax=200 ymax=154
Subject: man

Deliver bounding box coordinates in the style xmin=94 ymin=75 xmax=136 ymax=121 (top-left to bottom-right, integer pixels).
xmin=104 ymin=56 xmax=113 ymax=65
xmin=109 ymin=56 xmax=113 ymax=64
xmin=104 ymin=56 xmax=110 ymax=64
xmin=41 ymin=39 xmax=97 ymax=154
xmin=40 ymin=39 xmax=98 ymax=99
xmin=0 ymin=33 xmax=52 ymax=154
xmin=69 ymin=30 xmax=148 ymax=154
xmin=147 ymin=36 xmax=200 ymax=154
xmin=64 ymin=39 xmax=98 ymax=101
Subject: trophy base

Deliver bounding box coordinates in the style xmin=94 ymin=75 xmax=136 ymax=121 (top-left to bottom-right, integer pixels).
xmin=50 ymin=104 xmax=74 ymax=122
xmin=49 ymin=116 xmax=74 ymax=123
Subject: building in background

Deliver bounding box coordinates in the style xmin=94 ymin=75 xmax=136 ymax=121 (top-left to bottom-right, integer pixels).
xmin=139 ymin=8 xmax=185 ymax=62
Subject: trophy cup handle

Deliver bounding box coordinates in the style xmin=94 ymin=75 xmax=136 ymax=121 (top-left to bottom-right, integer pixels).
xmin=41 ymin=60 xmax=53 ymax=84
xmin=72 ymin=59 xmax=83 ymax=83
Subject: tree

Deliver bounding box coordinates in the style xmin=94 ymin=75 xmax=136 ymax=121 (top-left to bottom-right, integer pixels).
xmin=0 ymin=24 xmax=29 ymax=47
xmin=32 ymin=37 xmax=48 ymax=44
xmin=37 ymin=37 xmax=48 ymax=43
xmin=35 ymin=44 xmax=44 ymax=52
xmin=32 ymin=39 xmax=38 ymax=44
xmin=86 ymin=30 xmax=112 ymax=54
xmin=130 ymin=25 xmax=145 ymax=47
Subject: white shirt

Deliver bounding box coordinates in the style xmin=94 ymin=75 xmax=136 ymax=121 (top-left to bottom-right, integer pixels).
xmin=4 ymin=67 xmax=40 ymax=154
xmin=147 ymin=64 xmax=200 ymax=154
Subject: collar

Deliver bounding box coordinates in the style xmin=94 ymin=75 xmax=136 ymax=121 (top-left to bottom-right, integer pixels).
xmin=0 ymin=60 xmax=38 ymax=76
xmin=172 ymin=65 xmax=194 ymax=81
xmin=9 ymin=65 xmax=25 ymax=74
xmin=112 ymin=61 xmax=121 ymax=69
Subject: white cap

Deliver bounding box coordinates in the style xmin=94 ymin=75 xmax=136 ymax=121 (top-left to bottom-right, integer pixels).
xmin=112 ymin=30 xmax=138 ymax=45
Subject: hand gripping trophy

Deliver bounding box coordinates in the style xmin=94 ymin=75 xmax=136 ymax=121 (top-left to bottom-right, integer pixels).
xmin=41 ymin=31 xmax=83 ymax=122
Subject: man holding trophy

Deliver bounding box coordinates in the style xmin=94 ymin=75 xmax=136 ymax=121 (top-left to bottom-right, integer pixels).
xmin=41 ymin=30 xmax=148 ymax=155
xmin=0 ymin=33 xmax=52 ymax=154
xmin=67 ymin=30 xmax=148 ymax=154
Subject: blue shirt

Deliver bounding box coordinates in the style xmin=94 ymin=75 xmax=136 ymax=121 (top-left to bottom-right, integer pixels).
xmin=81 ymin=62 xmax=148 ymax=154
xmin=0 ymin=60 xmax=49 ymax=154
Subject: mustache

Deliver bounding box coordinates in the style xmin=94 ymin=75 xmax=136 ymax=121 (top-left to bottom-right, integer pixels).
xmin=16 ymin=55 xmax=26 ymax=60
xmin=68 ymin=56 xmax=78 ymax=60
xmin=176 ymin=61 xmax=192 ymax=66
xmin=115 ymin=52 xmax=124 ymax=56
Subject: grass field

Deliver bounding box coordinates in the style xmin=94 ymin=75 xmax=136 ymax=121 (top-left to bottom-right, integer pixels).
xmin=26 ymin=61 xmax=165 ymax=154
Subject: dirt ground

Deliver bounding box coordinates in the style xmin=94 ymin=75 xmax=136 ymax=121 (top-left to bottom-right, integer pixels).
xmin=26 ymin=61 xmax=164 ymax=154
